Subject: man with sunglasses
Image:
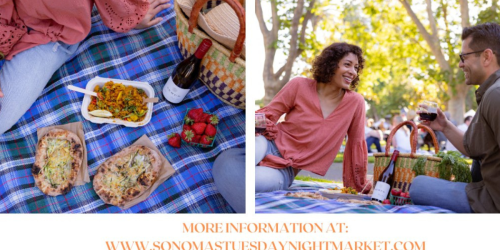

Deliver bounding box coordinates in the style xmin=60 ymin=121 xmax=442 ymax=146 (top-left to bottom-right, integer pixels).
xmin=410 ymin=23 xmax=500 ymax=213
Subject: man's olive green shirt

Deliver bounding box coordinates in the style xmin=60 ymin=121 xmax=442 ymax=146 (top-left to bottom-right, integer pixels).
xmin=464 ymin=69 xmax=500 ymax=213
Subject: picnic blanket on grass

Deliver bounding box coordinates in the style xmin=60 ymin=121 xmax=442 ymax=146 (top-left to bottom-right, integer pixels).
xmin=0 ymin=7 xmax=245 ymax=213
xmin=255 ymin=181 xmax=454 ymax=213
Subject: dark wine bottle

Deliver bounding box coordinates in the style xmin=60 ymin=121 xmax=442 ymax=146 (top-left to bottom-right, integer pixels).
xmin=163 ymin=39 xmax=212 ymax=103
xmin=371 ymin=150 xmax=399 ymax=202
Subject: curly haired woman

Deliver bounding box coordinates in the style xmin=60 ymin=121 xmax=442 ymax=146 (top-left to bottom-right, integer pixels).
xmin=254 ymin=42 xmax=372 ymax=193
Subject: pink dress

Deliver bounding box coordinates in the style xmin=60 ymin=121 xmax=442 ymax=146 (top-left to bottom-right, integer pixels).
xmin=0 ymin=0 xmax=149 ymax=60
xmin=257 ymin=77 xmax=371 ymax=192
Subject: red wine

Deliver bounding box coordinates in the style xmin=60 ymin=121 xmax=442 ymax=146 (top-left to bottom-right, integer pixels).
xmin=371 ymin=150 xmax=399 ymax=202
xmin=163 ymin=39 xmax=212 ymax=103
xmin=255 ymin=113 xmax=266 ymax=133
xmin=419 ymin=112 xmax=437 ymax=121
xmin=255 ymin=127 xmax=266 ymax=133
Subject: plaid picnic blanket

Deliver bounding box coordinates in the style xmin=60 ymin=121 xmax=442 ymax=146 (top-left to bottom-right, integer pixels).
xmin=255 ymin=181 xmax=454 ymax=213
xmin=0 ymin=7 xmax=245 ymax=213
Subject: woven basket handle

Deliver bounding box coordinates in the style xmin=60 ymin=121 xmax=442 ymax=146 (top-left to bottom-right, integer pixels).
xmin=411 ymin=124 xmax=440 ymax=155
xmin=385 ymin=120 xmax=418 ymax=158
xmin=189 ymin=0 xmax=246 ymax=62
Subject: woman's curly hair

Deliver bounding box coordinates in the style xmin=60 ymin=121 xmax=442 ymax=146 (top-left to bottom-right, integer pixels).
xmin=311 ymin=42 xmax=365 ymax=90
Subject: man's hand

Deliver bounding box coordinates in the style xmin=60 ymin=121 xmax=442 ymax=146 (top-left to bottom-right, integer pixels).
xmin=0 ymin=82 xmax=4 ymax=98
xmin=417 ymin=105 xmax=448 ymax=132
xmin=134 ymin=0 xmax=171 ymax=30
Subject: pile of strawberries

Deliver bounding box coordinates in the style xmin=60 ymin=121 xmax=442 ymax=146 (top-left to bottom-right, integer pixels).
xmin=383 ymin=188 xmax=412 ymax=205
xmin=168 ymin=108 xmax=219 ymax=148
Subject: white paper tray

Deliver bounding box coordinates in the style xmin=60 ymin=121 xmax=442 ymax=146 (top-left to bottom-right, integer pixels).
xmin=80 ymin=76 xmax=155 ymax=127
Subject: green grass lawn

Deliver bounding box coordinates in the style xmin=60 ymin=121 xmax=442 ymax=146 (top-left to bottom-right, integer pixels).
xmin=295 ymin=175 xmax=341 ymax=183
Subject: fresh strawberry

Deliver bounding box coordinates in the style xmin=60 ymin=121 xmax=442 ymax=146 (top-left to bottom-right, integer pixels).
xmin=183 ymin=124 xmax=191 ymax=131
xmin=184 ymin=115 xmax=194 ymax=125
xmin=192 ymin=135 xmax=201 ymax=143
xmin=187 ymin=108 xmax=203 ymax=119
xmin=167 ymin=133 xmax=181 ymax=148
xmin=201 ymin=113 xmax=211 ymax=123
xmin=400 ymin=192 xmax=410 ymax=198
xmin=191 ymin=122 xmax=207 ymax=135
xmin=187 ymin=108 xmax=204 ymax=122
xmin=206 ymin=114 xmax=219 ymax=125
xmin=181 ymin=129 xmax=195 ymax=142
xmin=205 ymin=124 xmax=217 ymax=137
xmin=382 ymin=199 xmax=391 ymax=205
xmin=200 ymin=135 xmax=214 ymax=145
xmin=195 ymin=113 xmax=206 ymax=123
xmin=391 ymin=188 xmax=401 ymax=196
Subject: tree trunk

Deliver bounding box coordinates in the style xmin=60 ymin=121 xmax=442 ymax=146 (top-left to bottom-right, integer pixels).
xmin=263 ymin=79 xmax=284 ymax=104
xmin=447 ymin=82 xmax=470 ymax=123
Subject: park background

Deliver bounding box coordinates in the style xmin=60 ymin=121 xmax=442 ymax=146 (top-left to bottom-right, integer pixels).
xmin=254 ymin=0 xmax=500 ymax=122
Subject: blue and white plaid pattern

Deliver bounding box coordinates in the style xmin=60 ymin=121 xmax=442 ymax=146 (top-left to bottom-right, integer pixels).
xmin=0 ymin=7 xmax=245 ymax=213
xmin=256 ymin=181 xmax=454 ymax=213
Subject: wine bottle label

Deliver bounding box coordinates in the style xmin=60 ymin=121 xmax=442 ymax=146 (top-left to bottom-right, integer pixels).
xmin=194 ymin=39 xmax=213 ymax=59
xmin=163 ymin=76 xmax=190 ymax=104
xmin=371 ymin=181 xmax=391 ymax=201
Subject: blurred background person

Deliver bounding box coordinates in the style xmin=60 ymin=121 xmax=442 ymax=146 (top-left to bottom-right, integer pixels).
xmin=365 ymin=118 xmax=383 ymax=153
xmin=391 ymin=115 xmax=411 ymax=153
xmin=446 ymin=115 xmax=473 ymax=152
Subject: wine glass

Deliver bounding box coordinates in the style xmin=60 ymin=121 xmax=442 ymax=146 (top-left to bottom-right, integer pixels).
xmin=255 ymin=113 xmax=266 ymax=133
xmin=418 ymin=101 xmax=438 ymax=121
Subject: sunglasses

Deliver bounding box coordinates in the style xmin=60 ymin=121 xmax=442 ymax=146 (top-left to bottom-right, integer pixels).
xmin=459 ymin=50 xmax=486 ymax=63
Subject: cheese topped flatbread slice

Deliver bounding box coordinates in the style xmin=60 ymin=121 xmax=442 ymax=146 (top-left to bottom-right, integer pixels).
xmin=33 ymin=129 xmax=83 ymax=196
xmin=93 ymin=145 xmax=161 ymax=207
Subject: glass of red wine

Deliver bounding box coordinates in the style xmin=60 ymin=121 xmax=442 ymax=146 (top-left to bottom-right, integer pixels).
xmin=419 ymin=101 xmax=438 ymax=121
xmin=255 ymin=113 xmax=266 ymax=133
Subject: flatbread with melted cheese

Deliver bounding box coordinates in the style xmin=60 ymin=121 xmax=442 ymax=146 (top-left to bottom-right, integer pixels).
xmin=32 ymin=129 xmax=83 ymax=196
xmin=93 ymin=145 xmax=161 ymax=207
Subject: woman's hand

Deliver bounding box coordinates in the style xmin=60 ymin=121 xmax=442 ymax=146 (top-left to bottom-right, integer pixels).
xmin=0 ymin=82 xmax=4 ymax=98
xmin=417 ymin=104 xmax=448 ymax=132
xmin=134 ymin=0 xmax=171 ymax=30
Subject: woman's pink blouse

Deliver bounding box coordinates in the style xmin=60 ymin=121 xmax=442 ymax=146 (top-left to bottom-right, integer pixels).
xmin=0 ymin=0 xmax=149 ymax=60
xmin=256 ymin=77 xmax=371 ymax=192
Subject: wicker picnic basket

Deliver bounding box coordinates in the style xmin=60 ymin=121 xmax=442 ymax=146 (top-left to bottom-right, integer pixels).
xmin=174 ymin=0 xmax=246 ymax=109
xmin=373 ymin=121 xmax=445 ymax=193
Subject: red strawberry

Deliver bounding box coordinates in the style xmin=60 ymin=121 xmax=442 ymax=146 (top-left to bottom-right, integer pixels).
xmin=200 ymin=135 xmax=214 ymax=145
xmin=382 ymin=199 xmax=391 ymax=205
xmin=191 ymin=122 xmax=207 ymax=135
xmin=181 ymin=129 xmax=195 ymax=142
xmin=184 ymin=116 xmax=193 ymax=125
xmin=391 ymin=188 xmax=401 ymax=196
xmin=167 ymin=133 xmax=181 ymax=148
xmin=201 ymin=112 xmax=211 ymax=123
xmin=183 ymin=124 xmax=191 ymax=131
xmin=205 ymin=124 xmax=217 ymax=137
xmin=192 ymin=135 xmax=201 ymax=143
xmin=401 ymin=192 xmax=410 ymax=198
xmin=195 ymin=113 xmax=206 ymax=123
xmin=188 ymin=108 xmax=203 ymax=119
xmin=187 ymin=108 xmax=204 ymax=122
xmin=206 ymin=114 xmax=219 ymax=125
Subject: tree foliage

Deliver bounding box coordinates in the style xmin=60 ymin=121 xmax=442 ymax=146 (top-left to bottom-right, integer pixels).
xmin=256 ymin=0 xmax=329 ymax=105
xmin=258 ymin=0 xmax=500 ymax=120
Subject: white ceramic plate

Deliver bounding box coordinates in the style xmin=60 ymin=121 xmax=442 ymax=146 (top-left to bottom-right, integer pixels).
xmin=319 ymin=189 xmax=370 ymax=200
xmin=80 ymin=76 xmax=155 ymax=127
